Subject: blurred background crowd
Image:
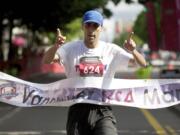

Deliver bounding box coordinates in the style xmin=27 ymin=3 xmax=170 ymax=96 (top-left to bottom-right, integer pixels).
xmin=0 ymin=0 xmax=180 ymax=79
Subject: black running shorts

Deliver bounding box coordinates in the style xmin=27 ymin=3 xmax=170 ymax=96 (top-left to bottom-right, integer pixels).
xmin=66 ymin=103 xmax=118 ymax=135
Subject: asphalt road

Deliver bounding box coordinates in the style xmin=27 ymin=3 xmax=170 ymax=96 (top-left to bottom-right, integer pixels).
xmin=0 ymin=73 xmax=180 ymax=135
xmin=0 ymin=104 xmax=180 ymax=135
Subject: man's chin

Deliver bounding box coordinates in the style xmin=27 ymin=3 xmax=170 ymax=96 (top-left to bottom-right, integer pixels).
xmin=88 ymin=37 xmax=95 ymax=40
xmin=89 ymin=40 xmax=95 ymax=44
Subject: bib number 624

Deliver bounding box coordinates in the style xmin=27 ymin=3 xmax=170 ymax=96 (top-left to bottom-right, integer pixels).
xmin=83 ymin=65 xmax=100 ymax=74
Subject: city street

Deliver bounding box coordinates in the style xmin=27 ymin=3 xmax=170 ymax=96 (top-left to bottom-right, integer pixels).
xmin=0 ymin=103 xmax=180 ymax=135
xmin=1 ymin=0 xmax=180 ymax=134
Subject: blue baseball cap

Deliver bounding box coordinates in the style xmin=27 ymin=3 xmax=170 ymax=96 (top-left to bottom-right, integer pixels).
xmin=83 ymin=10 xmax=103 ymax=26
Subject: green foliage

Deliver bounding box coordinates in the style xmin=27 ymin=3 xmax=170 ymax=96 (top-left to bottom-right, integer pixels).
xmin=1 ymin=0 xmax=139 ymax=42
xmin=113 ymin=32 xmax=129 ymax=47
xmin=133 ymin=11 xmax=148 ymax=43
xmin=135 ymin=66 xmax=152 ymax=79
xmin=43 ymin=18 xmax=83 ymax=44
xmin=47 ymin=32 xmax=56 ymax=45
xmin=133 ymin=1 xmax=161 ymax=46
xmin=1 ymin=0 xmax=152 ymax=33
xmin=113 ymin=32 xmax=144 ymax=47
xmin=154 ymin=1 xmax=161 ymax=42
xmin=3 ymin=67 xmax=19 ymax=77
xmin=64 ymin=18 xmax=83 ymax=41
xmin=0 ymin=0 xmax=112 ymax=32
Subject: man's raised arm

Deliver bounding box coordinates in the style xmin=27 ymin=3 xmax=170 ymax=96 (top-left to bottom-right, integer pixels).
xmin=124 ymin=32 xmax=147 ymax=67
xmin=42 ymin=28 xmax=66 ymax=64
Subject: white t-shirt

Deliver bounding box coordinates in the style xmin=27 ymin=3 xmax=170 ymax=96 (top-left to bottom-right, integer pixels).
xmin=56 ymin=40 xmax=133 ymax=78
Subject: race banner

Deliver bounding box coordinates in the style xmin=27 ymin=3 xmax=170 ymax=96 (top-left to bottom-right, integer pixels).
xmin=0 ymin=71 xmax=180 ymax=109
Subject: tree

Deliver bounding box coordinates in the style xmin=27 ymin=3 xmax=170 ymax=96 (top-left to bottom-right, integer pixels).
xmin=0 ymin=0 xmax=113 ymax=61
xmin=1 ymin=0 xmax=144 ymax=75
xmin=133 ymin=10 xmax=148 ymax=43
xmin=133 ymin=1 xmax=161 ymax=50
xmin=0 ymin=0 xmax=113 ymax=32
xmin=0 ymin=0 xmax=142 ymax=33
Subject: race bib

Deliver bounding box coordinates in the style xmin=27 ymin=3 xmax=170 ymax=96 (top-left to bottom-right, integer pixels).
xmin=76 ymin=56 xmax=104 ymax=77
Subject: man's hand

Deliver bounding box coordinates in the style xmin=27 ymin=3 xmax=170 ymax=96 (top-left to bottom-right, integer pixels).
xmin=124 ymin=32 xmax=136 ymax=53
xmin=55 ymin=28 xmax=66 ymax=48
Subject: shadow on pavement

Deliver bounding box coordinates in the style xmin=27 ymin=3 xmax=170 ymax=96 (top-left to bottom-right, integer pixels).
xmin=168 ymin=105 xmax=180 ymax=118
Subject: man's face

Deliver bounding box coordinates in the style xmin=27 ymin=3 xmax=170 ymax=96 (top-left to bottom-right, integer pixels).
xmin=83 ymin=22 xmax=102 ymax=47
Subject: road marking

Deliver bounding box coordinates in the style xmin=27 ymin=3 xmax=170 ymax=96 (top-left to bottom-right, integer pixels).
xmin=140 ymin=109 xmax=168 ymax=135
xmin=117 ymin=130 xmax=152 ymax=134
xmin=0 ymin=107 xmax=21 ymax=125
xmin=165 ymin=125 xmax=178 ymax=135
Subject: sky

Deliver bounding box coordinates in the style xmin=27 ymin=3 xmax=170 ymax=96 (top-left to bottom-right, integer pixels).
xmin=107 ymin=0 xmax=144 ymax=21
xmin=100 ymin=1 xmax=145 ymax=42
